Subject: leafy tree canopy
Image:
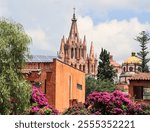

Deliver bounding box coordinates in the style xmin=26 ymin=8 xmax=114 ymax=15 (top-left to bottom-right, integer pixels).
xmin=0 ymin=18 xmax=31 ymax=114
xmin=135 ymin=31 xmax=150 ymax=72
xmin=97 ymin=48 xmax=116 ymax=81
xmin=85 ymin=77 xmax=116 ymax=97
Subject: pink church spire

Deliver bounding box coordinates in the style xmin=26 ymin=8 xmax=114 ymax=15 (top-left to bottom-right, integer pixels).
xmin=69 ymin=8 xmax=79 ymax=42
xmin=90 ymin=41 xmax=94 ymax=58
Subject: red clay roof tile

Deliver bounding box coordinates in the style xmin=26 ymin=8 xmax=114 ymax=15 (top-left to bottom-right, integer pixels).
xmin=129 ymin=73 xmax=150 ymax=80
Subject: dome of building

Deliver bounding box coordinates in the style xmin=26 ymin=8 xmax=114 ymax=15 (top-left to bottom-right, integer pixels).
xmin=124 ymin=52 xmax=141 ymax=64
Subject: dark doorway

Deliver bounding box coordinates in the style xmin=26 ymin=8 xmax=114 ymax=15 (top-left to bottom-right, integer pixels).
xmin=133 ymin=86 xmax=143 ymax=99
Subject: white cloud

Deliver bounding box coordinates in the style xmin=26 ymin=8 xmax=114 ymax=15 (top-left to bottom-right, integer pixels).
xmin=27 ymin=29 xmax=49 ymax=50
xmin=27 ymin=29 xmax=57 ymax=55
xmin=77 ymin=16 xmax=150 ymax=63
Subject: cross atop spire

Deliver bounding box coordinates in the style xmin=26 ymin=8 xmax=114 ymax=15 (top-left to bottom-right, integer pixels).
xmin=73 ymin=8 xmax=75 ymax=14
xmin=72 ymin=7 xmax=76 ymax=20
xmin=69 ymin=8 xmax=79 ymax=41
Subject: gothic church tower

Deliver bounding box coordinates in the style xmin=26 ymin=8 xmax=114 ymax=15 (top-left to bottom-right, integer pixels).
xmin=58 ymin=11 xmax=97 ymax=77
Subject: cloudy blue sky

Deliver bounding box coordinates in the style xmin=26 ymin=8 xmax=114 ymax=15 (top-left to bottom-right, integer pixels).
xmin=1 ymin=0 xmax=150 ymax=63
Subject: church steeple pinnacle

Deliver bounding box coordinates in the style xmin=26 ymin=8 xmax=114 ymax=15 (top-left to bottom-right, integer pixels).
xmin=69 ymin=8 xmax=79 ymax=42
xmin=90 ymin=41 xmax=95 ymax=58
xmin=83 ymin=35 xmax=86 ymax=45
xmin=58 ymin=36 xmax=65 ymax=60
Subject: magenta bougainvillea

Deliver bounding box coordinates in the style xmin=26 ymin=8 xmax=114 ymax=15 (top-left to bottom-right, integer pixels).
xmin=64 ymin=90 xmax=144 ymax=115
xmin=28 ymin=86 xmax=144 ymax=115
xmin=63 ymin=103 xmax=90 ymax=115
xmin=29 ymin=86 xmax=59 ymax=115
xmin=85 ymin=90 xmax=143 ymax=115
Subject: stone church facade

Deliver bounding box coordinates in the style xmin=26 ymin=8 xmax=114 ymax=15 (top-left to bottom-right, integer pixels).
xmin=58 ymin=12 xmax=97 ymax=77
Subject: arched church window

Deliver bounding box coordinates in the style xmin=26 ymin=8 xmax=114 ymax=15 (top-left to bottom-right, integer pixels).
xmin=79 ymin=48 xmax=80 ymax=58
xmin=82 ymin=49 xmax=84 ymax=58
xmin=83 ymin=65 xmax=85 ymax=72
xmin=75 ymin=48 xmax=77 ymax=59
xmin=71 ymin=48 xmax=74 ymax=58
xmin=123 ymin=67 xmax=126 ymax=72
xmin=75 ymin=64 xmax=77 ymax=68
xmin=79 ymin=64 xmax=82 ymax=70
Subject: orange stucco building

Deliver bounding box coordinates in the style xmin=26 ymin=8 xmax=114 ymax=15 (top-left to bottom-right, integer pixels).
xmin=23 ymin=56 xmax=85 ymax=112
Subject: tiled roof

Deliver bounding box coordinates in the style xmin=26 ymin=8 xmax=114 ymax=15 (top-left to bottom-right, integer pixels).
xmin=26 ymin=55 xmax=57 ymax=63
xmin=129 ymin=73 xmax=150 ymax=80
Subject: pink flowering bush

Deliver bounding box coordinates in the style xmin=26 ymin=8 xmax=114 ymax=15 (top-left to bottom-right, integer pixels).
xmin=63 ymin=103 xmax=90 ymax=115
xmin=85 ymin=90 xmax=143 ymax=115
xmin=32 ymin=86 xmax=48 ymax=106
xmin=27 ymin=86 xmax=59 ymax=115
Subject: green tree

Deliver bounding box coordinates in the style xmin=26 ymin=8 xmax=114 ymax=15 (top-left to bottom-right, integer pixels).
xmin=135 ymin=31 xmax=150 ymax=72
xmin=97 ymin=48 xmax=116 ymax=82
xmin=0 ymin=18 xmax=31 ymax=114
xmin=85 ymin=77 xmax=115 ymax=97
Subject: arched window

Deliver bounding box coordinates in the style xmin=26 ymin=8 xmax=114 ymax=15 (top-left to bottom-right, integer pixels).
xmin=129 ymin=67 xmax=133 ymax=72
xmin=75 ymin=48 xmax=77 ymax=59
xmin=74 ymin=64 xmax=77 ymax=68
xmin=79 ymin=48 xmax=80 ymax=58
xmin=71 ymin=48 xmax=74 ymax=58
xmin=82 ymin=49 xmax=84 ymax=58
xmin=123 ymin=67 xmax=126 ymax=72
xmin=79 ymin=64 xmax=82 ymax=70
xmin=83 ymin=65 xmax=85 ymax=72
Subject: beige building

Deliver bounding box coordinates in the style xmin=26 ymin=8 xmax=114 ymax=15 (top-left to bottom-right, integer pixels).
xmin=58 ymin=12 xmax=97 ymax=77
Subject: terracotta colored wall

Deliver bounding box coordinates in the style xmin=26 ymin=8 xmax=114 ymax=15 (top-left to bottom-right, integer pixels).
xmin=23 ymin=59 xmax=85 ymax=112
xmin=45 ymin=63 xmax=56 ymax=107
xmin=24 ymin=62 xmax=56 ymax=107
xmin=54 ymin=59 xmax=85 ymax=112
